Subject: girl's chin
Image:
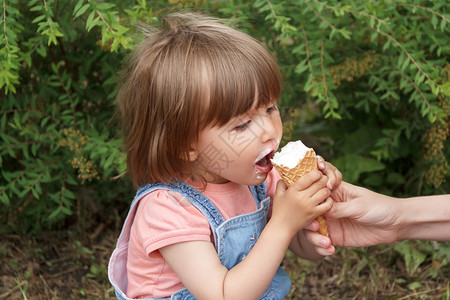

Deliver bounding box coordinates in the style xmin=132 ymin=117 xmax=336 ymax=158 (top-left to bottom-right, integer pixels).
xmin=198 ymin=168 xmax=270 ymax=185
xmin=254 ymin=171 xmax=269 ymax=183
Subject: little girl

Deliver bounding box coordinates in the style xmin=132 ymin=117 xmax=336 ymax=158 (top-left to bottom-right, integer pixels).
xmin=109 ymin=12 xmax=339 ymax=300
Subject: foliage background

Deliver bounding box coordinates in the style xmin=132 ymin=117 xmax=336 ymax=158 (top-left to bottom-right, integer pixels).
xmin=0 ymin=0 xmax=449 ymax=298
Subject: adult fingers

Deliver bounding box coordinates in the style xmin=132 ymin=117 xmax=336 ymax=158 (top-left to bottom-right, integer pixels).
xmin=316 ymin=155 xmax=326 ymax=170
xmin=304 ymin=220 xmax=319 ymax=231
xmin=326 ymin=201 xmax=356 ymax=219
xmin=304 ymin=229 xmax=335 ymax=255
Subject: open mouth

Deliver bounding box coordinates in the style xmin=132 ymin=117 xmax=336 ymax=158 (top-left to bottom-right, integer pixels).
xmin=255 ymin=150 xmax=275 ymax=173
xmin=256 ymin=151 xmax=274 ymax=167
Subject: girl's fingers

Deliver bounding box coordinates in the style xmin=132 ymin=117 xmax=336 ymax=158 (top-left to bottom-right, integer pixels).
xmin=274 ymin=179 xmax=287 ymax=199
xmin=305 ymin=175 xmax=331 ymax=199
xmin=315 ymin=197 xmax=333 ymax=215
xmin=290 ymin=170 xmax=322 ymax=191
xmin=310 ymin=186 xmax=331 ymax=206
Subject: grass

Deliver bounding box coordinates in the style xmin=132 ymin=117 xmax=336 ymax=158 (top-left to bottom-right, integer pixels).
xmin=1 ymin=228 xmax=449 ymax=299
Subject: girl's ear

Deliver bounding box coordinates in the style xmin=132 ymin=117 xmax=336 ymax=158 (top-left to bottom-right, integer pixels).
xmin=188 ymin=148 xmax=199 ymax=162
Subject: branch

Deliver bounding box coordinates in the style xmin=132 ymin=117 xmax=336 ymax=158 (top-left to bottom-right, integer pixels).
xmin=393 ymin=67 xmax=432 ymax=114
xmin=306 ymin=2 xmax=338 ymax=31
xmin=0 ymin=171 xmax=26 ymax=196
xmin=265 ymin=0 xmax=280 ymax=24
xmin=396 ymin=3 xmax=450 ymax=24
xmin=87 ymin=0 xmax=116 ymax=37
xmin=379 ymin=30 xmax=439 ymax=90
xmin=264 ymin=0 xmax=295 ymax=33
xmin=43 ymin=0 xmax=55 ymax=38
xmin=310 ymin=0 xmax=390 ymax=26
xmin=95 ymin=10 xmax=116 ymax=36
xmin=401 ymin=72 xmax=429 ymax=106
xmin=320 ymin=39 xmax=329 ymax=100
xmin=300 ymin=24 xmax=313 ymax=73
xmin=2 ymin=0 xmax=8 ymax=47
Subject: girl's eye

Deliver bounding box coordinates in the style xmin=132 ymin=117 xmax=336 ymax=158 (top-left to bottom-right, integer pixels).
xmin=234 ymin=120 xmax=251 ymax=131
xmin=266 ymin=104 xmax=278 ymax=114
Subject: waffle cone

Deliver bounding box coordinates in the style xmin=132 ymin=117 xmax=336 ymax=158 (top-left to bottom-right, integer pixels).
xmin=272 ymin=149 xmax=329 ymax=237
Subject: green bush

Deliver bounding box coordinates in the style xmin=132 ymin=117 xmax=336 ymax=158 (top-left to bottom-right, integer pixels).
xmin=241 ymin=0 xmax=450 ymax=196
xmin=1 ymin=0 xmax=449 ymax=234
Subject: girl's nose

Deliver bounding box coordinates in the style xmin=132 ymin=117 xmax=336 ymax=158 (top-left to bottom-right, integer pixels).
xmin=260 ymin=116 xmax=279 ymax=143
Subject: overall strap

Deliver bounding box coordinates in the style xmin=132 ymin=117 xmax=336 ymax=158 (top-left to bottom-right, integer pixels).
xmin=249 ymin=182 xmax=267 ymax=207
xmin=139 ymin=180 xmax=226 ymax=228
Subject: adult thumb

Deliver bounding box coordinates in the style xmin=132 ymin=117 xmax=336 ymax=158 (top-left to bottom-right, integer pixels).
xmin=327 ymin=201 xmax=354 ymax=219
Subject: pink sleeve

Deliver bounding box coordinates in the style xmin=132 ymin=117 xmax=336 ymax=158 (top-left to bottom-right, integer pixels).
xmin=133 ymin=190 xmax=212 ymax=255
xmin=264 ymin=169 xmax=282 ymax=218
xmin=266 ymin=168 xmax=281 ymax=199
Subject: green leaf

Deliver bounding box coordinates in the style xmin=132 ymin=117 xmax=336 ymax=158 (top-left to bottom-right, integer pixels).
xmin=74 ymin=4 xmax=90 ymax=19
xmin=104 ymin=153 xmax=115 ymax=169
xmin=394 ymin=242 xmax=427 ymax=275
xmin=48 ymin=208 xmax=61 ymax=220
xmin=1 ymin=114 xmax=6 ymax=129
xmin=431 ymin=13 xmax=438 ymax=29
xmin=440 ymin=18 xmax=446 ymax=32
xmin=439 ymin=82 xmax=450 ymax=96
xmin=32 ymin=188 xmax=40 ymax=199
xmin=32 ymin=15 xmax=46 ymax=24
xmin=332 ymin=154 xmax=385 ymax=183
xmin=65 ymin=175 xmax=78 ymax=186
xmin=86 ymin=10 xmax=96 ymax=31
xmin=0 ymin=192 xmax=9 ymax=205
xmin=386 ymin=172 xmax=405 ymax=185
xmin=97 ymin=3 xmax=116 ymax=10
xmin=64 ymin=189 xmax=76 ymax=199
xmin=73 ymin=0 xmax=84 ymax=14
xmin=382 ymin=39 xmax=391 ymax=51
xmin=407 ymin=282 xmax=422 ymax=291
xmin=401 ymin=57 xmax=409 ymax=71
xmin=62 ymin=207 xmax=72 ymax=215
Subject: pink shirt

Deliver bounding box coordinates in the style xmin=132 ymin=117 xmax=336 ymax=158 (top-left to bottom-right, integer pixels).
xmin=126 ymin=170 xmax=281 ymax=298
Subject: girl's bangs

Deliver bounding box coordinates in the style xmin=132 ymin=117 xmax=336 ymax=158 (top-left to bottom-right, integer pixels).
xmin=199 ymin=46 xmax=281 ymax=129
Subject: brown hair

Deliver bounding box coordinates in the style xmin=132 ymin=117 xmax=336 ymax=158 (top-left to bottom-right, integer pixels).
xmin=116 ymin=12 xmax=282 ymax=187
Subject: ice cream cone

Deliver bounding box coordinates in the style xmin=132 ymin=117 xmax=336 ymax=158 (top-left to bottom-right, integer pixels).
xmin=272 ymin=149 xmax=329 ymax=237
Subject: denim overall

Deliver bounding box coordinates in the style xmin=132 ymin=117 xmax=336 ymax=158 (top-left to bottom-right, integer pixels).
xmin=108 ymin=180 xmax=291 ymax=299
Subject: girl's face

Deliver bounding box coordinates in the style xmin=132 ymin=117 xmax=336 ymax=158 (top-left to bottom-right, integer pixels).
xmin=192 ymin=100 xmax=282 ymax=186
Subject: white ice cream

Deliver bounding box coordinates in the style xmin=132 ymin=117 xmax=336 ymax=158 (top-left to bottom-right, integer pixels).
xmin=271 ymin=140 xmax=311 ymax=169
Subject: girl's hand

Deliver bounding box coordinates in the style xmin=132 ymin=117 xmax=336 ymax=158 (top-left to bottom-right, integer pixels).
xmin=271 ymin=170 xmax=332 ymax=238
xmin=317 ymin=155 xmax=342 ymax=190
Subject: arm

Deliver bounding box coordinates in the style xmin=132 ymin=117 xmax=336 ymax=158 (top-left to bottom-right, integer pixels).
xmin=160 ymin=171 xmax=332 ymax=300
xmin=398 ymin=194 xmax=450 ymax=241
xmin=326 ymin=182 xmax=450 ymax=246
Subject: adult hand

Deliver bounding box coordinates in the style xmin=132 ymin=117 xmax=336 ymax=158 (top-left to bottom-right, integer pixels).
xmin=325 ymin=182 xmax=402 ymax=247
